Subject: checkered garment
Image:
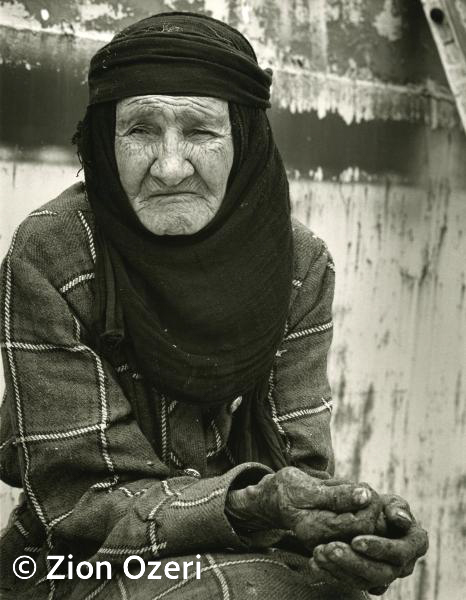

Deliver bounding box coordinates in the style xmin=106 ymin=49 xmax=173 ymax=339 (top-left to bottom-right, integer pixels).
xmin=0 ymin=183 xmax=363 ymax=599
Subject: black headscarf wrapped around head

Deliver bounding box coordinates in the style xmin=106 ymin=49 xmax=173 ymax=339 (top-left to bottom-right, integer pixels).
xmin=88 ymin=11 xmax=273 ymax=107
xmin=77 ymin=12 xmax=293 ymax=470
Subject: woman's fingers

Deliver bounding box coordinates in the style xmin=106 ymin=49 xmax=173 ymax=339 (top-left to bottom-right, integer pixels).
xmin=400 ymin=558 xmax=417 ymax=578
xmin=276 ymin=468 xmax=374 ymax=512
xmin=308 ymin=557 xmax=364 ymax=588
xmin=367 ymin=586 xmax=390 ymax=596
xmin=320 ymin=477 xmax=353 ymax=486
xmin=295 ymin=504 xmax=381 ymax=547
xmin=351 ymin=524 xmax=429 ymax=566
xmin=313 ymin=541 xmax=401 ymax=588
xmin=292 ymin=481 xmax=374 ymax=512
xmin=381 ymin=493 xmax=414 ymax=532
xmin=311 ymin=546 xmax=375 ymax=589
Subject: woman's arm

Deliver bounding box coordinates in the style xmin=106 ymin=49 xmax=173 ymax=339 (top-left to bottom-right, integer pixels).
xmin=272 ymin=223 xmax=336 ymax=477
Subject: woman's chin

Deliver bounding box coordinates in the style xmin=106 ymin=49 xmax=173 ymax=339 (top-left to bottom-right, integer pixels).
xmin=138 ymin=211 xmax=208 ymax=236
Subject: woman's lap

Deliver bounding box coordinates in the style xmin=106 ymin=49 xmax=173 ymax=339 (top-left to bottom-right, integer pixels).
xmin=67 ymin=550 xmax=368 ymax=600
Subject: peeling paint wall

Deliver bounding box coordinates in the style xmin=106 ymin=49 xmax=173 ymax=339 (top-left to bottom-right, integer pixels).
xmin=292 ymin=169 xmax=466 ymax=599
xmin=1 ymin=2 xmax=465 ymax=599
xmin=421 ymin=0 xmax=466 ymax=132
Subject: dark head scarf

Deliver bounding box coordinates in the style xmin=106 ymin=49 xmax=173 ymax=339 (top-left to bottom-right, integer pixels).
xmin=76 ymin=12 xmax=293 ymax=469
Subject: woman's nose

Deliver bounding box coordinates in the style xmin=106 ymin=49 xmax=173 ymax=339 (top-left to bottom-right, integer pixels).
xmin=149 ymin=133 xmax=194 ymax=187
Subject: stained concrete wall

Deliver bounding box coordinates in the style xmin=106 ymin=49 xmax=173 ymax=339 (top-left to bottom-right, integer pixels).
xmin=1 ymin=2 xmax=465 ymax=599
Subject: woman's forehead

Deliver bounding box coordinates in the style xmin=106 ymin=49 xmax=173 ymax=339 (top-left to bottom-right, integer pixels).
xmin=116 ymin=95 xmax=230 ymax=124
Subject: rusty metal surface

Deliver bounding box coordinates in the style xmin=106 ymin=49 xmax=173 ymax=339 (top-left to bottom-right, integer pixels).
xmin=0 ymin=0 xmax=450 ymax=81
xmin=421 ymin=0 xmax=466 ymax=132
xmin=291 ymin=173 xmax=466 ymax=600
xmin=0 ymin=2 xmax=465 ymax=599
xmin=0 ymin=0 xmax=459 ymax=126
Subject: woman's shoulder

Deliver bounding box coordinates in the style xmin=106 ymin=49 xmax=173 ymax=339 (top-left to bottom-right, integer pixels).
xmin=4 ymin=182 xmax=94 ymax=261
xmin=287 ymin=217 xmax=335 ymax=327
xmin=291 ymin=217 xmax=334 ymax=283
xmin=2 ymin=182 xmax=96 ymax=293
xmin=37 ymin=180 xmax=89 ymax=214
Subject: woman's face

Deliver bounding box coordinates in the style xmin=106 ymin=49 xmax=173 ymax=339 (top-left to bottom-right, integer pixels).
xmin=115 ymin=95 xmax=234 ymax=235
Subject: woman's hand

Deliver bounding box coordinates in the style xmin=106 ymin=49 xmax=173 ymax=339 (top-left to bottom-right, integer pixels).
xmin=227 ymin=467 xmax=382 ymax=549
xmin=309 ymin=493 xmax=428 ymax=594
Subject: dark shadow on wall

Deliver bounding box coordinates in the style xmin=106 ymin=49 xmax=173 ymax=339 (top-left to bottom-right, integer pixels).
xmin=0 ymin=62 xmax=455 ymax=181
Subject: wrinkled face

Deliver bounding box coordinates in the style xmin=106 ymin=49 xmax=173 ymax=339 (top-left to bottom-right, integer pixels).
xmin=115 ymin=95 xmax=234 ymax=235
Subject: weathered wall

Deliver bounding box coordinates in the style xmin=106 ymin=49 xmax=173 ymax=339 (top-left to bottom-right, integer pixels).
xmin=1 ymin=2 xmax=465 ymax=599
xmin=421 ymin=0 xmax=466 ymax=131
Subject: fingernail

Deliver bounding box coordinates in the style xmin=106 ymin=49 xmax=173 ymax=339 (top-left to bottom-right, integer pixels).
xmin=316 ymin=553 xmax=328 ymax=562
xmin=355 ymin=540 xmax=367 ymax=551
xmin=332 ymin=548 xmax=344 ymax=558
xmin=396 ymin=510 xmax=411 ymax=522
xmin=354 ymin=487 xmax=370 ymax=504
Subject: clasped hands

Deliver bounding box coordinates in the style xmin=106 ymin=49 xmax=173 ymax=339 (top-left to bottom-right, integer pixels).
xmin=227 ymin=467 xmax=428 ymax=594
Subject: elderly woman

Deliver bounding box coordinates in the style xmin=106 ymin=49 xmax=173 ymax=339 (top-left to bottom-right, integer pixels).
xmin=0 ymin=11 xmax=427 ymax=600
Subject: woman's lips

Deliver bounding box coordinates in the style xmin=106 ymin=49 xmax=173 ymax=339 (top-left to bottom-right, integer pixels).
xmin=147 ymin=192 xmax=201 ymax=205
xmin=151 ymin=191 xmax=197 ymax=197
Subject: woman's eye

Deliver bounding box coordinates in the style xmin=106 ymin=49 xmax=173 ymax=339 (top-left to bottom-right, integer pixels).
xmin=129 ymin=126 xmax=148 ymax=135
xmin=189 ymin=129 xmax=214 ymax=137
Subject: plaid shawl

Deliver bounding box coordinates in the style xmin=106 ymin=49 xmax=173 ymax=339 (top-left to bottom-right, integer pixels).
xmin=0 ymin=183 xmax=336 ymax=599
